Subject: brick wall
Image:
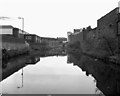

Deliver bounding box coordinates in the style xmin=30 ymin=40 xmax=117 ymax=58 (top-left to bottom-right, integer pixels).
xmin=97 ymin=8 xmax=119 ymax=36
xmin=97 ymin=8 xmax=119 ymax=55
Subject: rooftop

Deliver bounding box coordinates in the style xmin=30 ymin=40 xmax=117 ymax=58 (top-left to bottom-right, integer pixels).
xmin=0 ymin=25 xmax=14 ymax=29
xmin=97 ymin=7 xmax=119 ymax=21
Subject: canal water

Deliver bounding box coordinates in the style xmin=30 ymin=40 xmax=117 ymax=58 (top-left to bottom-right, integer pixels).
xmin=0 ymin=51 xmax=120 ymax=95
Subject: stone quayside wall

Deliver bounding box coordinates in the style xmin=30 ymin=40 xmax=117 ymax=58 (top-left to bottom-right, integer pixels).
xmin=67 ymin=7 xmax=120 ymax=63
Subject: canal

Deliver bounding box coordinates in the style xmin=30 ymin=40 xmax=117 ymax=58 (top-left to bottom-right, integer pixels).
xmin=0 ymin=51 xmax=120 ymax=95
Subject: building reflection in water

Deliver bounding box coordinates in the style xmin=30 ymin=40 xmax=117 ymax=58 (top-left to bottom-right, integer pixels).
xmin=1 ymin=49 xmax=67 ymax=82
xmin=1 ymin=55 xmax=40 ymax=81
xmin=26 ymin=56 xmax=40 ymax=65
xmin=67 ymin=52 xmax=120 ymax=95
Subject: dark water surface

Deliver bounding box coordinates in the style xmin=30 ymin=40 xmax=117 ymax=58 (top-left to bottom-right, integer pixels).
xmin=0 ymin=52 xmax=120 ymax=95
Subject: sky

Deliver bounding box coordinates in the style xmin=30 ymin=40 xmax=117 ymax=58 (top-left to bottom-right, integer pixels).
xmin=0 ymin=0 xmax=119 ymax=38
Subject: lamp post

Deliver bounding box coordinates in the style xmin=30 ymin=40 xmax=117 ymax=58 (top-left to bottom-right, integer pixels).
xmin=18 ymin=17 xmax=24 ymax=33
xmin=18 ymin=17 xmax=24 ymax=88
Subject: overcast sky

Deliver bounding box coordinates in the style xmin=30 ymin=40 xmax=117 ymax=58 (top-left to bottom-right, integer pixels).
xmin=0 ymin=0 xmax=119 ymax=38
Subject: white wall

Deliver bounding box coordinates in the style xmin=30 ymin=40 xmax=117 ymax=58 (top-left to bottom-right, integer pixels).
xmin=19 ymin=29 xmax=23 ymax=34
xmin=0 ymin=28 xmax=13 ymax=35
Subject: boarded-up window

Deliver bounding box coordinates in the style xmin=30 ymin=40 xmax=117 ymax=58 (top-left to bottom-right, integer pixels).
xmin=118 ymin=22 xmax=120 ymax=35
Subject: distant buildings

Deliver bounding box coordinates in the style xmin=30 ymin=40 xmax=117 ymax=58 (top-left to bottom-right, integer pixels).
xmin=57 ymin=37 xmax=67 ymax=43
xmin=74 ymin=29 xmax=82 ymax=33
xmin=67 ymin=30 xmax=83 ymax=43
xmin=0 ymin=25 xmax=67 ymax=51
xmin=0 ymin=25 xmax=67 ymax=44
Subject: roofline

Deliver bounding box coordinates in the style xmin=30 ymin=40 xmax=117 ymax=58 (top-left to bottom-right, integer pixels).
xmin=0 ymin=25 xmax=14 ymax=28
xmin=97 ymin=7 xmax=119 ymax=21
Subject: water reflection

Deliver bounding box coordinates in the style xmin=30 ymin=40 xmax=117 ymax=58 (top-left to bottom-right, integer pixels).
xmin=1 ymin=50 xmax=98 ymax=94
xmin=67 ymin=52 xmax=120 ymax=95
xmin=26 ymin=56 xmax=40 ymax=65
xmin=1 ymin=55 xmax=40 ymax=81
xmin=1 ymin=49 xmax=120 ymax=95
xmin=1 ymin=50 xmax=67 ymax=82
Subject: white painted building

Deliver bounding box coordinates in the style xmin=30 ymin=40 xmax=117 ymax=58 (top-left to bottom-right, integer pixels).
xmin=0 ymin=25 xmax=13 ymax=35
